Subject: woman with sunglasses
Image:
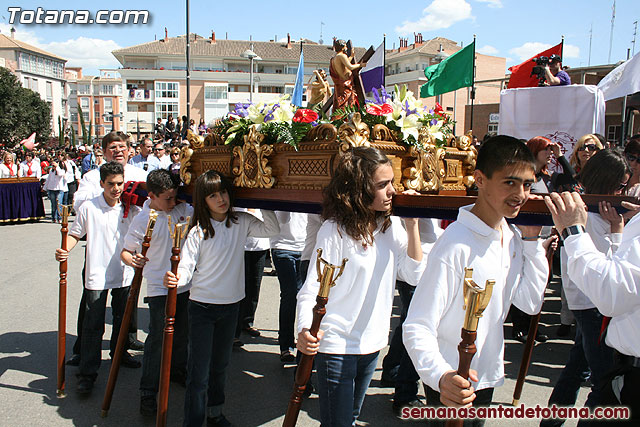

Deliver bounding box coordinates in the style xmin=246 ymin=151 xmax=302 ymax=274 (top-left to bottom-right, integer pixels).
xmin=623 ymin=135 xmax=640 ymax=197
xmin=551 ymin=134 xmax=603 ymax=193
xmin=168 ymin=147 xmax=181 ymax=176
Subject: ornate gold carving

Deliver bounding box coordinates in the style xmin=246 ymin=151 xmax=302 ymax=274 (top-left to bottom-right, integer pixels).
xmin=337 ymin=113 xmax=370 ymax=151
xmin=179 ymin=147 xmax=194 ymax=185
xmin=232 ymin=127 xmax=275 ymax=188
xmin=305 ymin=123 xmax=338 ymax=142
xmin=371 ymin=124 xmax=396 ymax=142
xmin=186 ymin=130 xmax=204 ymax=149
xmin=402 ymin=144 xmax=446 ymax=192
xmin=202 ymin=160 xmax=230 ymax=175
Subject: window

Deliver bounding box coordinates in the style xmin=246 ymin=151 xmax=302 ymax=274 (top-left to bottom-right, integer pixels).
xmin=70 ymin=86 xmax=77 ymax=95
xmin=23 ymin=77 xmax=29 ymax=88
xmin=204 ymin=85 xmax=228 ymax=100
xmin=258 ymin=85 xmax=284 ymax=94
xmin=488 ymin=124 xmax=499 ymax=134
xmin=70 ymin=112 xmax=78 ymax=122
xmin=155 ymin=81 xmax=179 ymax=98
xmin=82 ymin=112 xmax=89 ymax=122
xmin=229 ymin=84 xmax=250 ymax=92
xmin=101 ymin=85 xmax=114 ymax=95
xmin=607 ymin=125 xmax=621 ymax=143
xmin=155 ymin=101 xmax=179 ymax=120
xmin=104 ymin=98 xmax=113 ymax=111
xmin=80 ymin=98 xmax=89 ymax=108
xmin=31 ymin=78 xmax=38 ymax=91
xmin=78 ymin=84 xmax=90 ymax=94
xmin=46 ymin=82 xmax=53 ymax=101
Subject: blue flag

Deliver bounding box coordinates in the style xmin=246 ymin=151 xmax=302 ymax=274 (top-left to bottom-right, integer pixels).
xmin=292 ymin=46 xmax=304 ymax=107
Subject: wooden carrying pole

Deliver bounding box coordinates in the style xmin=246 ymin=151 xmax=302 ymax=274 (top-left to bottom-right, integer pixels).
xmin=101 ymin=210 xmax=158 ymax=417
xmin=512 ymin=238 xmax=557 ymax=406
xmin=282 ymin=249 xmax=347 ymax=427
xmin=446 ymin=269 xmax=494 ymax=427
xmin=56 ymin=205 xmax=71 ymax=397
xmin=156 ymin=218 xmax=189 ymax=427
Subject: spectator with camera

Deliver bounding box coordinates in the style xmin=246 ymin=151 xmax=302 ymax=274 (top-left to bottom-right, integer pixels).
xmin=544 ymin=54 xmax=571 ymax=86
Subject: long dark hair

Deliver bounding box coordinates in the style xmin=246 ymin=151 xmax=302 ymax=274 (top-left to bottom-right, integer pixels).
xmin=322 ymin=146 xmax=392 ymax=245
xmin=190 ymin=170 xmax=237 ymax=240
xmin=579 ymin=149 xmax=631 ymax=195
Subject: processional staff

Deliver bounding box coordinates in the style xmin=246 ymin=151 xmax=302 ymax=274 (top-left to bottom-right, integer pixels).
xmin=512 ymin=237 xmax=557 ymax=406
xmin=56 ymin=204 xmax=71 ymax=397
xmin=157 ymin=217 xmax=189 ymax=427
xmin=446 ymin=268 xmax=494 ymax=427
xmin=282 ymin=248 xmax=347 ymax=427
xmin=101 ymin=210 xmax=158 ymax=417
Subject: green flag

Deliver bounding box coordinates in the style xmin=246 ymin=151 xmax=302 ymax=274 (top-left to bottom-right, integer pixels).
xmin=420 ymin=41 xmax=474 ymax=98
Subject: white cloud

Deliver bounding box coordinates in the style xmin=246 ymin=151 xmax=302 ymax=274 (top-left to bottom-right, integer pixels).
xmin=477 ymin=45 xmax=498 ymax=55
xmin=509 ymin=41 xmax=580 ymax=61
xmin=0 ymin=23 xmax=121 ymax=72
xmin=476 ymin=0 xmax=503 ymax=8
xmin=395 ymin=0 xmax=473 ymax=35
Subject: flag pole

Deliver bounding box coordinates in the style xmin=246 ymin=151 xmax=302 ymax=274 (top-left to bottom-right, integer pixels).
xmin=621 ymin=48 xmax=630 ymax=147
xmin=469 ymin=35 xmax=476 ymax=135
xmin=383 ymin=34 xmax=386 ymax=89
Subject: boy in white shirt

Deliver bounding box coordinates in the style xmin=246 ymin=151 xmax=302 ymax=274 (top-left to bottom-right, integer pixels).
xmin=403 ymin=136 xmax=549 ymax=425
xmin=55 ymin=161 xmax=141 ymax=396
xmin=121 ymin=169 xmax=193 ymax=416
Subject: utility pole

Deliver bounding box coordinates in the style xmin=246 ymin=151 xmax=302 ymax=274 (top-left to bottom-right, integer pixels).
xmin=588 ymin=23 xmax=593 ymax=66
xmin=608 ymin=0 xmax=616 ymax=64
xmin=633 ymin=21 xmax=638 ymax=56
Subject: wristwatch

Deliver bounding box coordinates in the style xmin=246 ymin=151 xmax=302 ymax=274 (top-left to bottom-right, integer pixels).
xmin=561 ymin=225 xmax=585 ymax=240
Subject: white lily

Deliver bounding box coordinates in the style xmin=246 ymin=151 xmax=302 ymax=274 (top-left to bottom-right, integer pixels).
xmin=247 ymin=103 xmax=266 ymax=124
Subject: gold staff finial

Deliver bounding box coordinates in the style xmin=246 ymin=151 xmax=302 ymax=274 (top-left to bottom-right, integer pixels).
xmin=462 ymin=267 xmax=495 ymax=331
xmin=315 ymin=248 xmax=348 ymax=298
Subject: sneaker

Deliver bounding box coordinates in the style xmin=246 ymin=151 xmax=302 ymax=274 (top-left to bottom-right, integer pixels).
xmin=280 ymin=349 xmax=295 ymax=363
xmin=118 ymin=352 xmax=141 ymax=369
xmin=66 ymin=353 xmax=81 ymax=366
xmin=76 ymin=376 xmax=94 ymax=396
xmin=140 ymin=395 xmax=157 ymax=417
xmin=207 ymin=414 xmax=232 ymax=427
xmin=392 ymin=399 xmax=426 ymax=419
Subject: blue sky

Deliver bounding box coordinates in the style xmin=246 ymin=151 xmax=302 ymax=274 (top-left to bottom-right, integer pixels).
xmin=1 ymin=0 xmax=638 ymax=75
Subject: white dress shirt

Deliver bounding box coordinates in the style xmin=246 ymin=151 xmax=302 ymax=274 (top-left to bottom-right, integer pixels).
xmin=177 ymin=211 xmax=279 ymax=304
xmin=403 ymin=205 xmax=549 ymax=392
xmin=296 ymin=217 xmax=425 ymax=355
xmin=123 ymin=200 xmax=193 ymax=297
xmin=564 ymin=212 xmax=640 ymax=358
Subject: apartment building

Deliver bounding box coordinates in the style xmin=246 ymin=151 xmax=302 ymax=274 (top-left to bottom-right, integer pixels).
xmin=65 ymin=67 xmax=125 ymax=139
xmin=0 ymin=28 xmax=67 ymax=136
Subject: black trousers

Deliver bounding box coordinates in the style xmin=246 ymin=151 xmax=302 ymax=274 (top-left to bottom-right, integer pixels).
xmin=424 ymin=385 xmax=494 ymax=427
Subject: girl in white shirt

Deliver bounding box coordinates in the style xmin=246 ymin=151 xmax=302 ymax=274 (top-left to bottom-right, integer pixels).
xmin=164 ymin=170 xmax=279 ymax=427
xmin=296 ymin=147 xmax=423 ymax=427
xmin=43 ymin=159 xmax=68 ymax=222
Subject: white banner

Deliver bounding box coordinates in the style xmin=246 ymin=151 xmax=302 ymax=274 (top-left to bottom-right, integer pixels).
xmin=498 ymin=85 xmax=605 ymax=172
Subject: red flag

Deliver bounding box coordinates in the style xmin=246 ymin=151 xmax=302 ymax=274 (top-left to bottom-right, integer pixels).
xmin=507 ymin=42 xmax=563 ymax=89
xmin=20 ymin=132 xmax=37 ymax=150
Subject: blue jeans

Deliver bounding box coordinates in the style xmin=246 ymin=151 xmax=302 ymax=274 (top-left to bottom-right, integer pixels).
xmin=47 ymin=190 xmax=64 ymax=221
xmin=140 ymin=291 xmax=189 ymax=397
xmin=183 ymin=300 xmax=239 ymax=427
xmin=542 ymin=308 xmax=615 ymax=427
xmin=78 ymin=287 xmax=129 ymax=379
xmin=271 ymin=249 xmax=303 ymax=352
xmin=315 ymin=351 xmax=379 ymax=427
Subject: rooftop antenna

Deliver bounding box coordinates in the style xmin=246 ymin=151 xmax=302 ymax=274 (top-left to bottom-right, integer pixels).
xmin=587 ymin=22 xmax=593 ymax=66
xmin=608 ymin=0 xmax=615 ymax=64
xmin=633 ymin=20 xmax=638 ymax=56
xmin=319 ymin=21 xmax=325 ymax=44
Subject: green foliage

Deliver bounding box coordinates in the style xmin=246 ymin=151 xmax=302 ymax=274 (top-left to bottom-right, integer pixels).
xmin=0 ymin=68 xmax=51 ymax=147
xmin=77 ymin=105 xmax=94 ymax=145
xmin=262 ymin=121 xmax=312 ymax=149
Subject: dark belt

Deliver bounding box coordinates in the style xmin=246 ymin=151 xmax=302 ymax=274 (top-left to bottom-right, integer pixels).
xmin=615 ymin=350 xmax=640 ymax=368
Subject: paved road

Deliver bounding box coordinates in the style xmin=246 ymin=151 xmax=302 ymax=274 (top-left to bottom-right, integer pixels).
xmin=0 ymin=209 xmax=587 ymax=426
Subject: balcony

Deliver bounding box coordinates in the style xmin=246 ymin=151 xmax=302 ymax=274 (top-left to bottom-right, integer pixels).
xmin=127 ymin=89 xmax=154 ymax=102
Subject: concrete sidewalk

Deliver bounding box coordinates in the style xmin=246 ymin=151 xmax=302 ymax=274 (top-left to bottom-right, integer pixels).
xmin=0 ymin=210 xmax=587 ymax=426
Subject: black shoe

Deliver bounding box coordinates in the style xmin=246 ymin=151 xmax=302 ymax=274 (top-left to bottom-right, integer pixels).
xmin=512 ymin=331 xmax=527 ymax=343
xmin=129 ymin=339 xmax=145 ymax=351
xmin=557 ymin=324 xmax=571 ymax=337
xmin=392 ymin=399 xmax=426 ymax=419
xmin=76 ymin=376 xmax=94 ymax=396
xmin=140 ymin=395 xmax=157 ymax=417
xmin=302 ymin=382 xmax=314 ymax=398
xmin=233 ymin=338 xmax=244 ymax=348
xmin=118 ymin=352 xmax=141 ymax=369
xmin=207 ymin=414 xmax=231 ymax=427
xmin=280 ymin=350 xmax=295 ymax=363
xmin=535 ymin=333 xmax=548 ymax=343
xmin=66 ymin=354 xmax=81 ymax=366
xmin=243 ymin=326 xmax=261 ymax=337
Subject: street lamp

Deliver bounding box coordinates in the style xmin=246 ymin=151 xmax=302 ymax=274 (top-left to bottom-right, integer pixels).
xmin=240 ymin=44 xmax=262 ymax=103
xmin=103 ymin=111 xmax=124 ymax=131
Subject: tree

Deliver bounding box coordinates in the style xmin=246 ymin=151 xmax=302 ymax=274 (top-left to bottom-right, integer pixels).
xmin=0 ymin=68 xmax=52 ymax=148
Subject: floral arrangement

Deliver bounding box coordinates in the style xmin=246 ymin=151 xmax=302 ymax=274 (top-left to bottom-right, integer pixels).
xmin=210 ymin=85 xmax=454 ymax=150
